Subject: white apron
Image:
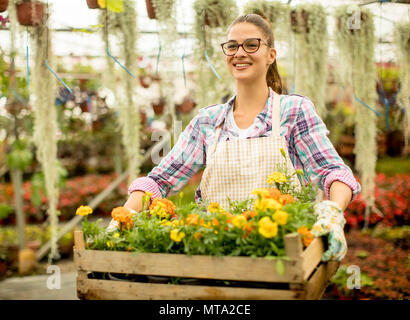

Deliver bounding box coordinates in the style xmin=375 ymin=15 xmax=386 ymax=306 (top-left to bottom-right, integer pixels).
xmin=200 ymin=91 xmax=303 ymax=210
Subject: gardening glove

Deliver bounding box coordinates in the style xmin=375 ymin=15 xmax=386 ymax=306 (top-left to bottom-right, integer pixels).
xmin=312 ymin=200 xmax=347 ymax=262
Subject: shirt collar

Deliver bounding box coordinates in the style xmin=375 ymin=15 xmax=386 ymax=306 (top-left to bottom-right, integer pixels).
xmin=214 ymin=87 xmax=274 ymax=130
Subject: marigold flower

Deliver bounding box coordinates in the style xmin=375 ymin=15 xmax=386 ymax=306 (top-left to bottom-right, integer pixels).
xmin=113 ymin=232 xmax=120 ymax=238
xmin=232 ymin=215 xmax=247 ymax=228
xmin=111 ymin=207 xmax=134 ymax=230
xmin=208 ymin=202 xmax=223 ymax=213
xmin=186 ymin=213 xmax=199 ymax=226
xmin=255 ymin=198 xmax=282 ymax=212
xmin=251 ymin=188 xmax=270 ymax=198
xmin=243 ymin=221 xmax=255 ymax=237
xmin=258 ymin=216 xmax=278 ymax=238
xmin=149 ymin=198 xmax=176 ymax=218
xmin=160 ymin=220 xmax=172 ymax=227
xmin=212 ymin=217 xmax=220 ymax=227
xmin=76 ymin=205 xmax=93 ymax=216
xmin=106 ymin=241 xmax=114 ymax=248
xmin=272 ymin=210 xmax=288 ymax=225
xmin=280 ymin=194 xmax=295 ymax=205
xmin=297 ymin=226 xmax=314 ymax=247
xmin=266 ymin=188 xmax=281 ymax=200
xmin=266 ymin=172 xmax=287 ymax=184
xmin=242 ymin=210 xmax=257 ymax=220
xmin=194 ymin=232 xmax=202 ymax=240
xmin=170 ymin=229 xmax=185 ymax=242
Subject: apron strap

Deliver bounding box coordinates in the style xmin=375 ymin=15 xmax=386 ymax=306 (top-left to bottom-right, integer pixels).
xmin=271 ymin=91 xmax=281 ymax=136
xmin=210 ymin=126 xmax=223 ymax=156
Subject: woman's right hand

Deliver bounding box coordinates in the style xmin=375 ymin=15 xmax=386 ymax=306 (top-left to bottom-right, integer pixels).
xmin=106 ymin=191 xmax=150 ymax=232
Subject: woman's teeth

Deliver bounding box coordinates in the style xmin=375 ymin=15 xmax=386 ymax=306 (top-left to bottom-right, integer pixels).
xmin=235 ymin=64 xmax=251 ymax=69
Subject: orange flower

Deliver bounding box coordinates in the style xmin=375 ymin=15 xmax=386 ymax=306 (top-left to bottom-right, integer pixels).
xmin=266 ymin=188 xmax=281 ymax=200
xmin=280 ymin=194 xmax=295 ymax=205
xmin=186 ymin=213 xmax=199 ymax=226
xmin=149 ymin=198 xmax=176 ymax=218
xmin=297 ymin=226 xmax=314 ymax=247
xmin=111 ymin=207 xmax=134 ymax=230
xmin=242 ymin=211 xmax=257 ymax=220
xmin=194 ymin=232 xmax=202 ymax=240
xmin=212 ymin=217 xmax=220 ymax=227
xmin=243 ymin=221 xmax=255 ymax=237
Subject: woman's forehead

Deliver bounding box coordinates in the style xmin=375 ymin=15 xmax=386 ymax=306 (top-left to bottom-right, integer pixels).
xmin=227 ymin=23 xmax=264 ymax=41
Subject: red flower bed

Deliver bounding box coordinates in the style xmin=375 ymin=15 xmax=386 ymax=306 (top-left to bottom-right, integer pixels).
xmin=0 ymin=173 xmax=129 ymax=225
xmin=324 ymin=229 xmax=410 ymax=300
xmin=344 ymin=173 xmax=410 ymax=230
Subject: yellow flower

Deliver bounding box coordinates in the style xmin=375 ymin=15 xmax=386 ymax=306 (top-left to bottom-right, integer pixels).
xmin=251 ymin=188 xmax=270 ymax=198
xmin=232 ymin=215 xmax=247 ymax=229
xmin=113 ymin=232 xmax=120 ymax=238
xmin=106 ymin=241 xmax=114 ymax=248
xmin=171 ymin=220 xmax=179 ymax=228
xmin=207 ymin=202 xmax=225 ymax=214
xmin=160 ymin=220 xmax=172 ymax=227
xmin=266 ymin=172 xmax=287 ymax=184
xmin=272 ymin=210 xmax=288 ymax=225
xmin=76 ymin=205 xmax=93 ymax=216
xmin=258 ymin=216 xmax=278 ymax=238
xmin=255 ymin=198 xmax=282 ymax=212
xmin=170 ymin=229 xmax=185 ymax=242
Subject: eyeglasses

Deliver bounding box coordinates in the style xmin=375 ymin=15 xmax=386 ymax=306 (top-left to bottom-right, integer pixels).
xmin=220 ymin=38 xmax=270 ymax=56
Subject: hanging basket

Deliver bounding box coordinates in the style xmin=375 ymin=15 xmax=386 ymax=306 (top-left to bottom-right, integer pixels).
xmin=86 ymin=0 xmax=101 ymax=9
xmin=0 ymin=0 xmax=9 ymax=13
xmin=16 ymin=1 xmax=45 ymax=27
xmin=152 ymin=98 xmax=166 ymax=115
xmin=176 ymin=97 xmax=196 ymax=114
xmin=290 ymin=9 xmax=309 ymax=34
xmin=145 ymin=0 xmax=155 ymax=19
xmin=336 ymin=11 xmax=369 ymax=34
xmin=139 ymin=75 xmax=152 ymax=89
xmin=204 ymin=7 xmax=222 ymax=27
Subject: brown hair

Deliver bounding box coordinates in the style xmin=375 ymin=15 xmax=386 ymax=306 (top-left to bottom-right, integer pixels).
xmin=227 ymin=14 xmax=283 ymax=94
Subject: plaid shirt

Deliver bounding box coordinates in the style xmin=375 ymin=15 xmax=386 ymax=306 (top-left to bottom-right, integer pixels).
xmin=129 ymin=88 xmax=361 ymax=205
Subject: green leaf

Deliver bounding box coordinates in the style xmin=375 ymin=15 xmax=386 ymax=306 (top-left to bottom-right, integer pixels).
xmin=276 ymin=259 xmax=285 ymax=276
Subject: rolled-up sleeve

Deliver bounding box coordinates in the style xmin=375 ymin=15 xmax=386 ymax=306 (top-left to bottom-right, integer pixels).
xmin=292 ymin=97 xmax=361 ymax=204
xmin=128 ymin=112 xmax=206 ymax=199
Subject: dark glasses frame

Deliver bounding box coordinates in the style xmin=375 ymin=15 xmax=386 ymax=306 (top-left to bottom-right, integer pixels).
xmin=220 ymin=38 xmax=271 ymax=56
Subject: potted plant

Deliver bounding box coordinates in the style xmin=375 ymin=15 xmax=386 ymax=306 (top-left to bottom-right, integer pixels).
xmin=86 ymin=0 xmax=100 ymax=9
xmin=15 ymin=0 xmax=45 ymax=27
xmin=176 ymin=96 xmax=196 ymax=114
xmin=145 ymin=0 xmax=155 ymax=19
xmin=0 ymin=0 xmax=8 ymax=13
xmin=194 ymin=0 xmax=237 ymax=28
xmin=152 ymin=97 xmax=166 ymax=115
xmin=145 ymin=0 xmax=174 ymax=20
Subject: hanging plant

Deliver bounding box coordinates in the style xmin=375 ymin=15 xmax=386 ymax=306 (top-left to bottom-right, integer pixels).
xmin=30 ymin=17 xmax=60 ymax=261
xmin=176 ymin=96 xmax=196 ymax=114
xmin=15 ymin=0 xmax=45 ymax=27
xmin=291 ymin=4 xmax=328 ymax=119
xmin=193 ymin=0 xmax=238 ymax=110
xmin=243 ymin=0 xmax=291 ymax=42
xmin=393 ymin=22 xmax=410 ymax=151
xmin=86 ymin=0 xmax=100 ymax=9
xmin=0 ymin=0 xmax=8 ymax=12
xmin=334 ymin=6 xmax=378 ymax=228
xmin=99 ymin=1 xmax=141 ymax=185
xmin=146 ymin=0 xmax=174 ymax=20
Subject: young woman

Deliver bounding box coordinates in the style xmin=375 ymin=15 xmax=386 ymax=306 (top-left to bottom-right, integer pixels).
xmin=108 ymin=14 xmax=361 ymax=262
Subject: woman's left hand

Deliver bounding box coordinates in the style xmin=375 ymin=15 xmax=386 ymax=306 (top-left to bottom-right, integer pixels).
xmin=312 ymin=200 xmax=348 ymax=262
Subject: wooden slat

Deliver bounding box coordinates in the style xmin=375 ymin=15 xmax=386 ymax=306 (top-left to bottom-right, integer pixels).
xmin=305 ymin=261 xmax=340 ymax=300
xmin=74 ymin=230 xmax=85 ymax=251
xmin=74 ymin=250 xmax=303 ymax=283
xmin=77 ymin=278 xmax=303 ymax=300
xmin=284 ymin=233 xmax=303 ymax=259
xmin=301 ymin=237 xmax=325 ymax=280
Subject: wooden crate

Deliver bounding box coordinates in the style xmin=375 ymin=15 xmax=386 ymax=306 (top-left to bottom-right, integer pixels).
xmin=74 ymin=230 xmax=339 ymax=300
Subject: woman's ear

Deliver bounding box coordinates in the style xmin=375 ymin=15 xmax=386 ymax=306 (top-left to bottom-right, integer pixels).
xmin=268 ymin=47 xmax=277 ymax=65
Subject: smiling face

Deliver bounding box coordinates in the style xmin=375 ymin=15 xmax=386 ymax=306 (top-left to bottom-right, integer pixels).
xmin=225 ymin=22 xmax=276 ymax=85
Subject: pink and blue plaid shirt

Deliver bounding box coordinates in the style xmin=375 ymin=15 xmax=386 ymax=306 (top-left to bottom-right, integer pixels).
xmin=129 ymin=88 xmax=361 ymax=205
